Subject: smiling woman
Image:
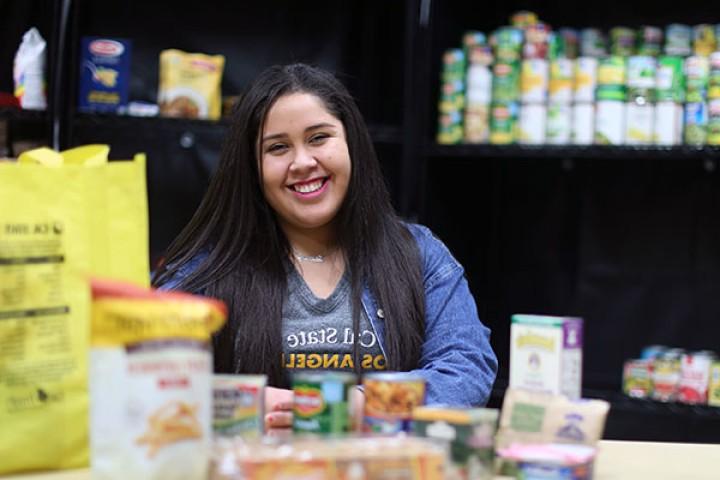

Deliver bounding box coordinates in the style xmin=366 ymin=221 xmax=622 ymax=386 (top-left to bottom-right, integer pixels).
xmin=152 ymin=63 xmax=497 ymax=435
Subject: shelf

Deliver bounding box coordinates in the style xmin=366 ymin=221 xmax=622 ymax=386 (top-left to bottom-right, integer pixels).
xmin=428 ymin=144 xmax=720 ymax=160
xmin=0 ymin=107 xmax=48 ymax=123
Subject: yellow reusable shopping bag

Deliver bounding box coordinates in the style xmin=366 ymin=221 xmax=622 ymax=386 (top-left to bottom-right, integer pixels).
xmin=0 ymin=145 xmax=149 ymax=474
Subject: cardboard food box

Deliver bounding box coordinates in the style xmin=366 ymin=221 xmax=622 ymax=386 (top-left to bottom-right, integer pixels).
xmin=78 ymin=37 xmax=132 ymax=113
xmin=510 ymin=314 xmax=584 ymax=399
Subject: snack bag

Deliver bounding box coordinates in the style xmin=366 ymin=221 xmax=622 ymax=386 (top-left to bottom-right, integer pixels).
xmin=14 ymin=27 xmax=47 ymax=110
xmin=158 ymin=49 xmax=225 ymax=120
xmin=90 ymin=279 xmax=226 ymax=480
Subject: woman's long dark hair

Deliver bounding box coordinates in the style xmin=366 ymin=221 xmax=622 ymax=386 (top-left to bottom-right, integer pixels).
xmin=153 ymin=64 xmax=425 ymax=387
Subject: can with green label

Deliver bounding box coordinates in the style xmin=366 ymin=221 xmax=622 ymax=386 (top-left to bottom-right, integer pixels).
xmin=707 ymin=99 xmax=720 ymax=145
xmin=685 ymin=56 xmax=709 ymax=103
xmin=292 ymin=371 xmax=356 ymax=434
xmin=665 ymin=24 xmax=692 ymax=56
xmin=684 ymin=102 xmax=708 ymax=146
xmin=580 ymin=28 xmax=607 ymax=57
xmin=610 ymin=27 xmax=636 ymax=56
xmin=489 ymin=102 xmax=518 ymax=144
xmin=491 ymin=27 xmax=523 ymax=62
xmin=492 ymin=61 xmax=520 ymax=103
xmin=656 ymin=56 xmax=685 ymax=103
xmin=596 ymin=56 xmax=627 ymax=101
xmin=709 ymin=52 xmax=720 ymax=100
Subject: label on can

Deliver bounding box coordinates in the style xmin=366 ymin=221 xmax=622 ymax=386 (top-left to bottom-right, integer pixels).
xmin=437 ymin=109 xmax=464 ymax=145
xmin=490 ymin=102 xmax=518 ymax=144
xmin=574 ymin=57 xmax=597 ymax=103
xmin=665 ymin=24 xmax=692 ymax=56
xmin=709 ymin=362 xmax=720 ymax=406
xmin=212 ymin=374 xmax=266 ymax=437
xmin=580 ymin=28 xmax=607 ymax=57
xmin=654 ymin=101 xmax=683 ymax=145
xmin=363 ymin=372 xmax=426 ymax=434
xmin=292 ymin=372 xmax=356 ymax=434
xmin=637 ymin=26 xmax=663 ymax=57
xmin=491 ymin=27 xmax=524 ymax=62
xmin=548 ymin=59 xmax=573 ymax=103
xmin=685 ymin=56 xmax=709 ymax=103
xmin=464 ymin=103 xmax=490 ymax=143
xmin=652 ymin=356 xmax=681 ymax=402
xmin=467 ymin=64 xmax=492 ymax=104
xmin=492 ymin=61 xmax=521 ymax=103
xmin=693 ymin=24 xmax=716 ymax=56
xmin=546 ymin=103 xmax=572 ymax=144
xmin=572 ymin=103 xmax=594 ymax=145
xmin=625 ymin=102 xmax=655 ymax=145
xmin=610 ymin=27 xmax=636 ymax=56
xmin=708 ymin=52 xmax=720 ymax=99
xmin=656 ymin=56 xmax=685 ymax=103
xmin=520 ymin=59 xmax=549 ymax=103
xmin=594 ymin=101 xmax=626 ymax=145
xmin=623 ymin=359 xmax=653 ymax=398
xmin=678 ymin=353 xmax=714 ymax=404
xmin=707 ymin=99 xmax=720 ymax=145
xmin=518 ymin=104 xmax=547 ymax=144
xmin=627 ymin=56 xmax=657 ymax=101
xmin=684 ymin=102 xmax=708 ymax=145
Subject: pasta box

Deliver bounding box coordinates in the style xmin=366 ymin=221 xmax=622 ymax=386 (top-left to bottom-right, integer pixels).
xmin=78 ymin=37 xmax=132 ymax=113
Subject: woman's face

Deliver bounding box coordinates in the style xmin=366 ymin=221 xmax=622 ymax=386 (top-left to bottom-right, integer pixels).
xmin=259 ymin=92 xmax=351 ymax=235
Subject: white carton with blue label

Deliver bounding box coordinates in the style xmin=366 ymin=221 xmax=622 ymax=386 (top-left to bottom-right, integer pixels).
xmin=510 ymin=314 xmax=583 ymax=399
xmin=78 ymin=37 xmax=131 ymax=113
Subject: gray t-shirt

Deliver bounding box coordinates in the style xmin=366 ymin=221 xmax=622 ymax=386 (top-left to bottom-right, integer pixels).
xmin=282 ymin=266 xmax=385 ymax=375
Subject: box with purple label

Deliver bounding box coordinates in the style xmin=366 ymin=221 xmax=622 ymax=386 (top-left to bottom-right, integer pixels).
xmin=510 ymin=314 xmax=583 ymax=399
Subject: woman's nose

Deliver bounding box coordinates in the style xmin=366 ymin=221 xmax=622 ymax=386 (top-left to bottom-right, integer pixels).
xmin=290 ymin=147 xmax=318 ymax=171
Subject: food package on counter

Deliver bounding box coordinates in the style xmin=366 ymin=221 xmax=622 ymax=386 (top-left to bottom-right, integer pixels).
xmin=497 ymin=443 xmax=596 ymax=480
xmin=90 ymin=279 xmax=226 ymax=480
xmin=158 ymin=49 xmax=225 ymax=120
xmin=495 ymin=388 xmax=609 ymax=450
xmin=78 ymin=37 xmax=132 ymax=113
xmin=413 ymin=406 xmax=499 ymax=480
xmin=210 ymin=435 xmax=447 ymax=480
xmin=213 ymin=374 xmax=266 ymax=438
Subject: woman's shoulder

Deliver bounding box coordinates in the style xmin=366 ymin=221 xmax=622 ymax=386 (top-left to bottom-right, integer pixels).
xmin=401 ymin=222 xmax=462 ymax=281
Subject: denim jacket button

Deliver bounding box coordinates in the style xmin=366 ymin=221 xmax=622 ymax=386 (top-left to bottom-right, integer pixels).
xmin=377 ymin=309 xmax=384 ymax=319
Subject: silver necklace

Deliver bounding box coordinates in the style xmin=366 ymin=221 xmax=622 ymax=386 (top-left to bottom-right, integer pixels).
xmin=293 ymin=250 xmax=325 ymax=263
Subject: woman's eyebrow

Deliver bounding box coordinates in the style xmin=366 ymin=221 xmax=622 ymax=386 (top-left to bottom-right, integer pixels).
xmin=262 ymin=123 xmax=338 ymax=143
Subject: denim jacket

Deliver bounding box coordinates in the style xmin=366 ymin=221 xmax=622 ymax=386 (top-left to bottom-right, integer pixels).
xmin=160 ymin=223 xmax=497 ymax=406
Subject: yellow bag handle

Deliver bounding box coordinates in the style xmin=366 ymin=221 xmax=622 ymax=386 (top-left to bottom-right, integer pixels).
xmin=17 ymin=144 xmax=110 ymax=166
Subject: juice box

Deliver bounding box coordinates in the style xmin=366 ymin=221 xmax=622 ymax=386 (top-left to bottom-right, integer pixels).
xmin=78 ymin=37 xmax=132 ymax=113
xmin=678 ymin=352 xmax=714 ymax=405
xmin=509 ymin=315 xmax=584 ymax=400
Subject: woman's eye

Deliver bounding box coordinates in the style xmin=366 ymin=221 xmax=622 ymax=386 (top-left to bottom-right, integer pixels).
xmin=267 ymin=143 xmax=287 ymax=153
xmin=309 ymin=133 xmax=329 ymax=144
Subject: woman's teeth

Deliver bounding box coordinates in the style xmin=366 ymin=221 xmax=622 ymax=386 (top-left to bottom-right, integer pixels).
xmin=293 ymin=179 xmax=324 ymax=193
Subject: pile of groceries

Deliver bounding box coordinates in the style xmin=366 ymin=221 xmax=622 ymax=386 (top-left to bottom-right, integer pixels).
xmin=623 ymin=345 xmax=720 ymax=406
xmin=438 ymin=10 xmax=720 ymax=146
xmin=0 ymin=274 xmax=613 ymax=479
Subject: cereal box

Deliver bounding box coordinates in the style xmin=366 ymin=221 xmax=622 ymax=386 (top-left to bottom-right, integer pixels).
xmin=510 ymin=314 xmax=583 ymax=399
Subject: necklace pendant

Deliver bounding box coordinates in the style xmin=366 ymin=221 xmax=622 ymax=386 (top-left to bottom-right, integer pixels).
xmin=294 ymin=252 xmax=325 ymax=263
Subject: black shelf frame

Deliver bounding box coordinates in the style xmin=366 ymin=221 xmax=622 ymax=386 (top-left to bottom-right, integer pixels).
xmin=427 ymin=144 xmax=720 ymax=160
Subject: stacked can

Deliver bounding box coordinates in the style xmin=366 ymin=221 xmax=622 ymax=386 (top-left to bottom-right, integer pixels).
xmin=637 ymin=26 xmax=663 ymax=57
xmin=490 ymin=27 xmax=523 ymax=144
xmin=678 ymin=351 xmax=715 ymax=405
xmin=654 ymin=56 xmax=685 ymax=145
xmin=710 ymin=360 xmax=720 ymax=406
xmin=546 ymin=57 xmax=573 ymax=144
xmin=652 ymin=348 xmax=684 ymax=402
xmin=510 ymin=10 xmax=538 ymax=30
xmin=559 ymin=28 xmax=580 ymax=59
xmin=292 ymin=371 xmax=356 ymax=434
xmin=610 ymin=27 xmax=636 ymax=57
xmin=665 ymin=24 xmax=692 ymax=56
xmin=437 ymin=49 xmax=466 ymax=145
xmin=684 ymin=55 xmax=709 ymax=145
xmin=522 ymin=23 xmax=551 ymax=60
xmin=518 ymin=57 xmax=548 ymax=144
xmin=625 ymin=56 xmax=657 ymax=145
xmin=580 ymin=28 xmax=607 ymax=57
xmin=595 ymin=56 xmax=627 ymax=144
xmin=707 ymin=52 xmax=720 ymax=145
xmin=693 ymin=24 xmax=716 ymax=56
xmin=464 ymin=33 xmax=493 ymax=143
xmin=573 ymin=57 xmax=597 ymax=144
xmin=362 ymin=372 xmax=426 ymax=433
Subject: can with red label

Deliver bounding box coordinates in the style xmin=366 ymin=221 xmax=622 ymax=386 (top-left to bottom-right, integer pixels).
xmin=678 ymin=351 xmax=715 ymax=404
xmin=292 ymin=371 xmax=356 ymax=434
xmin=363 ymin=372 xmax=426 ymax=434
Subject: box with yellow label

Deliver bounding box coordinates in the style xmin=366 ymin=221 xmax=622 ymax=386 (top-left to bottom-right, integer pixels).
xmin=510 ymin=314 xmax=584 ymax=399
